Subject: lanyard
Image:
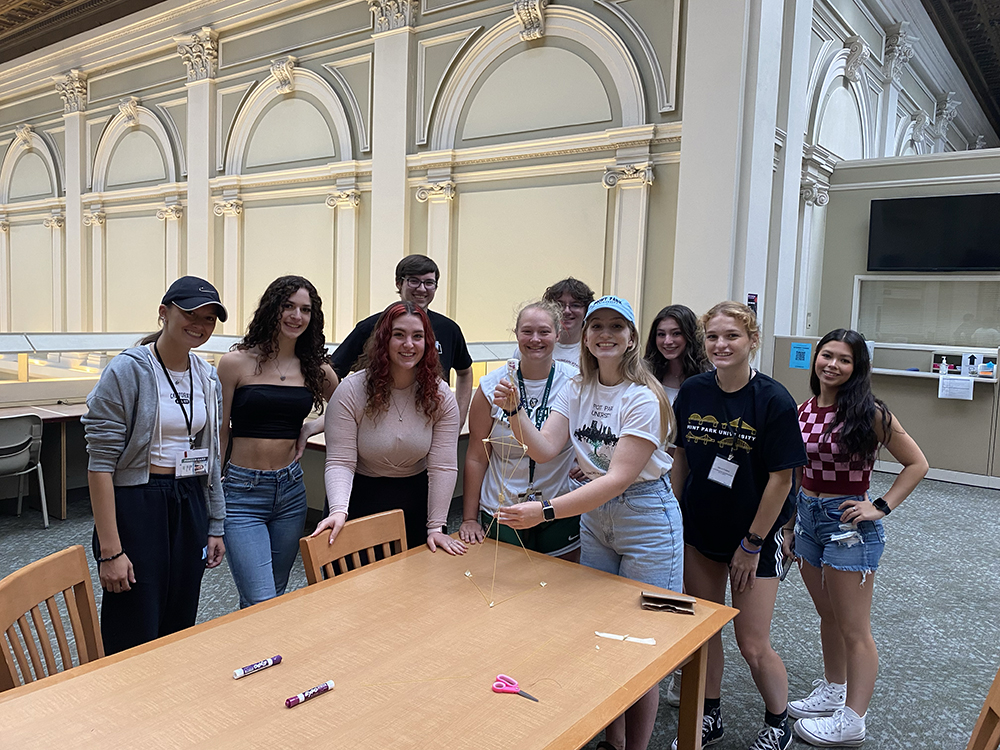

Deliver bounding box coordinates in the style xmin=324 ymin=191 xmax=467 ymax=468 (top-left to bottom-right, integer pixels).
xmin=517 ymin=364 xmax=555 ymax=487
xmin=153 ymin=342 xmax=196 ymax=448
xmin=716 ymin=370 xmax=752 ymax=460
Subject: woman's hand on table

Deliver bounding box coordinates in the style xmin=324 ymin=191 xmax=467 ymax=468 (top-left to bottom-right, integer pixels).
xmin=729 ymin=545 xmax=759 ymax=593
xmin=206 ymin=536 xmax=225 ymax=568
xmin=310 ymin=511 xmax=347 ymax=545
xmin=459 ymin=519 xmax=485 ymax=544
xmin=99 ymin=553 xmax=135 ymax=593
xmin=427 ymin=531 xmax=466 ymax=555
xmin=496 ymin=501 xmax=543 ymax=530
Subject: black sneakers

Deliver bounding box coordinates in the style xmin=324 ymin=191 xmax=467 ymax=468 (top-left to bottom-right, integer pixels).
xmin=670 ymin=706 xmax=725 ymax=749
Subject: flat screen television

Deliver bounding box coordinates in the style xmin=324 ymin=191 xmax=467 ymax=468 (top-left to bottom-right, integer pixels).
xmin=867 ymin=194 xmax=1000 ymax=271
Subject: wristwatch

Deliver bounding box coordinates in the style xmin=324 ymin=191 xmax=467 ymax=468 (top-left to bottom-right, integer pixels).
xmin=872 ymin=497 xmax=891 ymax=516
xmin=744 ymin=532 xmax=764 ymax=548
xmin=540 ymin=497 xmax=556 ymax=521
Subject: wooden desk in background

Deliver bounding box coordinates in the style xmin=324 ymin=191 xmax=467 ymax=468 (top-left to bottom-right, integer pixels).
xmin=0 ymin=541 xmax=736 ymax=749
xmin=0 ymin=403 xmax=88 ymax=521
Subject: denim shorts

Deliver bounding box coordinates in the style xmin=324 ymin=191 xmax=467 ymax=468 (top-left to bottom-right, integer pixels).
xmin=580 ymin=475 xmax=684 ymax=592
xmin=794 ymin=489 xmax=886 ymax=574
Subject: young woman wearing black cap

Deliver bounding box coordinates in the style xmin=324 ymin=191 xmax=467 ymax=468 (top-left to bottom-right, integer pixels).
xmin=82 ymin=276 xmax=229 ymax=654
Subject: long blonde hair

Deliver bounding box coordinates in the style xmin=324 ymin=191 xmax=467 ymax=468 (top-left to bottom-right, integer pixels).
xmin=579 ymin=315 xmax=676 ymax=444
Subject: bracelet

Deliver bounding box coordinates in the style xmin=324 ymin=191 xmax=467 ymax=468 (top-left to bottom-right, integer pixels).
xmin=97 ymin=550 xmax=125 ymax=564
xmin=501 ymin=398 xmax=526 ymax=418
xmin=739 ymin=539 xmax=762 ymax=555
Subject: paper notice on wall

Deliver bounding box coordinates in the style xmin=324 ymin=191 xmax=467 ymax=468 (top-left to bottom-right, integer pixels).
xmin=938 ymin=374 xmax=974 ymax=401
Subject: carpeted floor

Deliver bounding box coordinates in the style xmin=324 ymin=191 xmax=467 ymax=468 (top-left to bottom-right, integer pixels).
xmin=1 ymin=471 xmax=997 ymax=749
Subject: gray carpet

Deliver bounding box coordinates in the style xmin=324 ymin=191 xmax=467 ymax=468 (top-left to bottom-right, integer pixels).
xmin=1 ymin=472 xmax=997 ymax=749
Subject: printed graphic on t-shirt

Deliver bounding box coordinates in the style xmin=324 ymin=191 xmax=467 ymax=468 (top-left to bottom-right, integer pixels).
xmin=170 ymin=390 xmax=193 ymax=407
xmin=685 ymin=414 xmax=757 ymax=454
xmin=574 ymin=404 xmax=621 ymax=471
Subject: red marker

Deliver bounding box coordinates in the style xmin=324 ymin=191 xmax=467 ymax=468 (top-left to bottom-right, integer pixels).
xmin=285 ymin=680 xmax=335 ymax=708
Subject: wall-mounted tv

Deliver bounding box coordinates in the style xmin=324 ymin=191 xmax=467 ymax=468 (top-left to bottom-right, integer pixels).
xmin=867 ymin=194 xmax=1000 ymax=272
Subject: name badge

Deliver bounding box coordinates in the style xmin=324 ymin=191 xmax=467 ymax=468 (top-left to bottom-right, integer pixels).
xmin=176 ymin=448 xmax=210 ymax=477
xmin=517 ymin=489 xmax=544 ymax=504
xmin=707 ymin=455 xmax=738 ymax=488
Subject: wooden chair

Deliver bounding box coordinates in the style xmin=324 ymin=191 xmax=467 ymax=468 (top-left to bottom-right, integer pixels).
xmin=0 ymin=545 xmax=104 ymax=692
xmin=299 ymin=509 xmax=408 ymax=585
xmin=968 ymin=664 xmax=1000 ymax=750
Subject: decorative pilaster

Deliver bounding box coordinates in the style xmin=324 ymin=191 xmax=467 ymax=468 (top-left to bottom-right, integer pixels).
xmin=84 ymin=210 xmax=107 ymax=329
xmin=974 ymin=135 xmax=987 ymax=150
xmin=911 ymin=111 xmax=931 ymax=147
xmin=415 ymin=181 xmax=456 ymax=203
xmin=178 ymin=26 xmax=219 ymax=280
xmin=215 ymin=199 xmax=243 ymax=333
xmin=270 ymin=56 xmax=297 ymax=93
xmin=54 ymin=69 xmax=88 ymax=113
xmin=44 ymin=213 xmax=66 ymax=330
xmin=118 ymin=96 xmax=141 ymax=126
xmin=175 ymin=27 xmax=219 ymax=82
xmin=83 ymin=211 xmax=105 ymax=226
xmin=883 ymin=22 xmax=915 ymax=85
xmin=327 ymin=188 xmax=361 ymax=340
xmin=799 ymin=178 xmax=829 ymax=206
xmin=795 ymin=145 xmax=837 ymax=336
xmin=0 ymin=217 xmax=9 ymax=330
xmin=0 ymin=220 xmax=9 ymax=232
xmin=604 ymin=162 xmax=653 ymax=315
xmin=514 ymin=0 xmax=549 ymax=41
xmin=415 ymin=180 xmax=456 ymax=312
xmin=843 ymin=36 xmax=870 ymax=84
xmin=933 ymin=93 xmax=960 ymax=149
xmin=368 ymin=0 xmax=418 ymax=33
xmin=156 ymin=205 xmax=184 ymax=283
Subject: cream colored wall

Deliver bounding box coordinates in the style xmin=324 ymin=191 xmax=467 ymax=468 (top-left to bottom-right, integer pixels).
xmin=105 ymin=216 xmax=166 ymax=331
xmin=453 ymin=181 xmax=607 ymax=341
xmin=8 ymin=223 xmax=52 ymax=331
xmin=819 ymin=151 xmax=1000 ymax=334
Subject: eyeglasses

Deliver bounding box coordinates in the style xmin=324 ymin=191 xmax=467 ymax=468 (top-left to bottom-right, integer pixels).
xmin=405 ymin=277 xmax=438 ymax=290
xmin=561 ymin=302 xmax=587 ymax=312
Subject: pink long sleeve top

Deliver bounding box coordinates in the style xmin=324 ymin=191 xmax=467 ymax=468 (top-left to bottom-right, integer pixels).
xmin=324 ymin=371 xmax=460 ymax=532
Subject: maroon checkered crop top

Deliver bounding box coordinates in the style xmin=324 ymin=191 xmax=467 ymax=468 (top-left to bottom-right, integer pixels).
xmin=797 ymin=397 xmax=873 ymax=495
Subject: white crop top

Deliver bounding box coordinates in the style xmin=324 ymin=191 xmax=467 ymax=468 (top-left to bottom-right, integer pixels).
xmin=146 ymin=346 xmax=206 ymax=467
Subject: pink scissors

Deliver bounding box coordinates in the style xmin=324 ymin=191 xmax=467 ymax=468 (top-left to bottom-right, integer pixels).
xmin=492 ymin=674 xmax=539 ymax=702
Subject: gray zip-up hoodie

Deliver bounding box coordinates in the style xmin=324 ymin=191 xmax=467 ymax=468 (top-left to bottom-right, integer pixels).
xmin=81 ymin=345 xmax=226 ymax=536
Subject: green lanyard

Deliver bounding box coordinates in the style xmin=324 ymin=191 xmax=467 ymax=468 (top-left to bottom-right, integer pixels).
xmin=516 ymin=364 xmax=555 ymax=488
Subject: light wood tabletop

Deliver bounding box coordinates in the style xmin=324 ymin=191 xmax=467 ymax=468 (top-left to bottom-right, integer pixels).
xmin=0 ymin=540 xmax=736 ymax=749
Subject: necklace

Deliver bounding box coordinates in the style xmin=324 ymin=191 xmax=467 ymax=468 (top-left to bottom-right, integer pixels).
xmin=390 ymin=391 xmax=406 ymax=422
xmin=273 ymin=356 xmax=292 ymax=381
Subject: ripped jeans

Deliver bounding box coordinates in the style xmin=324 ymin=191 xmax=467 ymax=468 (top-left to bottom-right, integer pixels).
xmin=794 ymin=489 xmax=886 ymax=575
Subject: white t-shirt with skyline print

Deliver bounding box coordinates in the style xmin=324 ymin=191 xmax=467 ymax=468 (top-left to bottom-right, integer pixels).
xmin=550 ymin=378 xmax=672 ymax=483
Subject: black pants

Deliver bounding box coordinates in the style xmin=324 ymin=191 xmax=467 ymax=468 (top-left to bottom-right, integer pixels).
xmin=348 ymin=471 xmax=431 ymax=551
xmin=93 ymin=475 xmax=208 ymax=655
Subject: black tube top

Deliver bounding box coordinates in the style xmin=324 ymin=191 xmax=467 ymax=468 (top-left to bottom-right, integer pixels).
xmin=230 ymin=385 xmax=314 ymax=440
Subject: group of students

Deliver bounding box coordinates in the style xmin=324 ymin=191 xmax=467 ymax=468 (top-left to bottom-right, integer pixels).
xmin=82 ymin=259 xmax=928 ymax=750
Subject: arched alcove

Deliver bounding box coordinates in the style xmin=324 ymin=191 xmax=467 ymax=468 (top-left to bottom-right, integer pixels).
xmin=462 ymin=47 xmax=613 ymax=140
xmin=805 ymin=46 xmax=874 ymax=158
xmin=92 ymin=105 xmax=177 ymax=192
xmin=429 ymin=6 xmax=645 ymax=151
xmin=225 ymin=68 xmax=353 ymax=175
xmin=106 ymin=129 xmax=168 ymax=187
xmin=0 ymin=130 xmax=60 ymax=203
xmin=9 ymin=151 xmax=53 ymax=199
xmin=817 ymin=85 xmax=865 ymax=160
xmin=245 ymin=97 xmax=336 ymax=169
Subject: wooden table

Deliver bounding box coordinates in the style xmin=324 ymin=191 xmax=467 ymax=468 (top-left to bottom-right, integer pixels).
xmin=0 ymin=541 xmax=735 ymax=749
xmin=0 ymin=402 xmax=88 ymax=520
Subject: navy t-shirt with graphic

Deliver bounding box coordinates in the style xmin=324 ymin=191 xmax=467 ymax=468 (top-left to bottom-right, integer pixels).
xmin=673 ymin=371 xmax=806 ymax=562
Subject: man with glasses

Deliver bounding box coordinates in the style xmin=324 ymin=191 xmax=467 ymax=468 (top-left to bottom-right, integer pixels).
xmin=331 ymin=254 xmax=474 ymax=426
xmin=541 ymin=277 xmax=595 ymax=369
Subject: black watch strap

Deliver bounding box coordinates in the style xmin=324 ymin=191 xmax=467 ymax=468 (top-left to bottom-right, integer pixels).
xmin=745 ymin=532 xmax=764 ymax=548
xmin=872 ymin=497 xmax=891 ymax=516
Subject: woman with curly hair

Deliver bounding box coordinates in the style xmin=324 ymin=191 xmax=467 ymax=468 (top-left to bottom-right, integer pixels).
xmin=786 ymin=329 xmax=926 ymax=746
xmin=218 ymin=276 xmax=338 ymax=608
xmin=311 ymin=301 xmax=465 ymax=555
xmin=643 ymin=304 xmax=709 ymax=403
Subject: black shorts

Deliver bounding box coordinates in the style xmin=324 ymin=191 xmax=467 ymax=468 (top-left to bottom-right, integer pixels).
xmin=693 ymin=525 xmax=790 ymax=579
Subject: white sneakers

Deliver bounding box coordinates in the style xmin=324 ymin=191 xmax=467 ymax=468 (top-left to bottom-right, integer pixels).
xmin=794 ymin=707 xmax=867 ymax=746
xmin=788 ymin=678 xmax=847 ymax=719
xmin=665 ymin=669 xmax=682 ymax=707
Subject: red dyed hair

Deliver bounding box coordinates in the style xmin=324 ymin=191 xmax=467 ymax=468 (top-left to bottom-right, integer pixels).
xmin=362 ymin=301 xmax=444 ymax=420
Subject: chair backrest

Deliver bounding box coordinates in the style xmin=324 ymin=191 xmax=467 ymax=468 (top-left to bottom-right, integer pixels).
xmin=0 ymin=545 xmax=105 ymax=692
xmin=0 ymin=414 xmax=43 ymax=475
xmin=299 ymin=509 xmax=408 ymax=585
xmin=968 ymin=663 xmax=1000 ymax=750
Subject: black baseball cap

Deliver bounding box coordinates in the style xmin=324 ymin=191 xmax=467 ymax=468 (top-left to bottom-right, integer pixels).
xmin=161 ymin=276 xmax=228 ymax=322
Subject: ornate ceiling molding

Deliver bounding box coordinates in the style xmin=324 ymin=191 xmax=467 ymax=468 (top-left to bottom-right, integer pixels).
xmin=213 ymin=199 xmax=243 ymax=217
xmin=54 ymin=68 xmax=88 ymax=113
xmin=602 ymin=163 xmax=653 ymax=189
xmin=175 ymin=26 xmax=219 ymax=82
xmin=368 ymin=0 xmax=417 ymax=34
xmin=270 ymin=56 xmax=297 ymax=94
xmin=514 ymin=0 xmax=548 ymax=42
xmin=883 ymin=22 xmax=915 ymax=86
xmin=326 ymin=190 xmax=361 ymax=208
xmin=415 ymin=181 xmax=455 ymax=202
xmin=843 ymin=35 xmax=870 ymax=84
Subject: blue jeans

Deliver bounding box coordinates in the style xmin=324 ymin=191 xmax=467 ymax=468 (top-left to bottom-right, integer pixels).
xmin=794 ymin=489 xmax=886 ymax=574
xmin=223 ymin=462 xmax=308 ymax=608
xmin=580 ymin=475 xmax=684 ymax=592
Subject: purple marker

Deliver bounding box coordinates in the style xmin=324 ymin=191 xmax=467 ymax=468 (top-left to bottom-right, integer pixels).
xmin=285 ymin=680 xmax=335 ymax=708
xmin=233 ymin=654 xmax=282 ymax=680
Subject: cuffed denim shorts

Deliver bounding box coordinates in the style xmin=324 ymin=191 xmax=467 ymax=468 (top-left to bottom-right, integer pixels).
xmin=580 ymin=475 xmax=684 ymax=592
xmin=794 ymin=489 xmax=886 ymax=573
